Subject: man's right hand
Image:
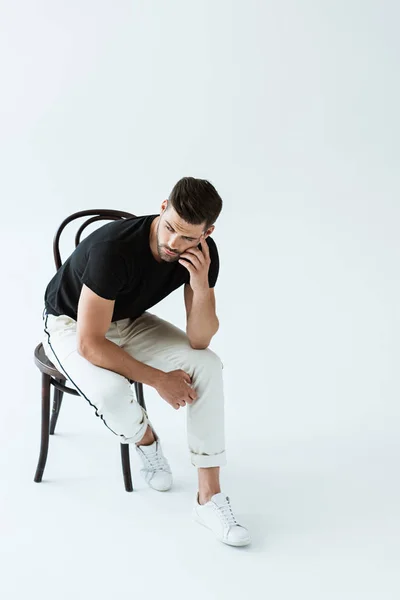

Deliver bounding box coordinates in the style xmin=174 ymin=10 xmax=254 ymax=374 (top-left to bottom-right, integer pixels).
xmin=154 ymin=370 xmax=198 ymax=410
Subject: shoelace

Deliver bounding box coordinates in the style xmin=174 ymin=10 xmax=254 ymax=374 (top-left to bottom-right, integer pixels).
xmin=141 ymin=448 xmax=170 ymax=472
xmin=215 ymin=497 xmax=238 ymax=527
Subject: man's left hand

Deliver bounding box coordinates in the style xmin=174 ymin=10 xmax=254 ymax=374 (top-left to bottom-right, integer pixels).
xmin=178 ymin=236 xmax=210 ymax=294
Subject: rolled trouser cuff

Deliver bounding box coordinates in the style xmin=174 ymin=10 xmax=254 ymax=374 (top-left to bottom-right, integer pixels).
xmin=190 ymin=450 xmax=227 ymax=468
xmin=119 ymin=408 xmax=149 ymax=445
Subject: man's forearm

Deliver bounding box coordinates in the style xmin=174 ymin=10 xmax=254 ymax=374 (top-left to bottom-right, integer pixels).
xmin=79 ymin=337 xmax=165 ymax=388
xmin=186 ymin=290 xmax=219 ymax=349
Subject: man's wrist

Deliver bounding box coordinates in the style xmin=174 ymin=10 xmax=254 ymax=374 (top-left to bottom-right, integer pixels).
xmin=132 ymin=364 xmax=166 ymax=389
xmin=192 ymin=287 xmax=211 ymax=299
xmin=146 ymin=367 xmax=166 ymax=389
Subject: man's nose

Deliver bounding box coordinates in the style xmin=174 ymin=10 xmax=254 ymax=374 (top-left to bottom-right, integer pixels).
xmin=169 ymin=235 xmax=180 ymax=250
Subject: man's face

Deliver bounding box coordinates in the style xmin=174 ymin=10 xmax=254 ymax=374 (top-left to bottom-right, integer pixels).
xmin=156 ymin=203 xmax=213 ymax=263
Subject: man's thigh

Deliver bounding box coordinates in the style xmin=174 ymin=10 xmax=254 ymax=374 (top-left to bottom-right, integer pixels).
xmin=42 ymin=312 xmax=133 ymax=402
xmin=42 ymin=312 xmax=148 ymax=441
xmin=117 ymin=312 xmax=203 ymax=374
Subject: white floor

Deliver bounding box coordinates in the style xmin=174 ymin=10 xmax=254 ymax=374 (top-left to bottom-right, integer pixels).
xmin=2 ymin=382 xmax=399 ymax=600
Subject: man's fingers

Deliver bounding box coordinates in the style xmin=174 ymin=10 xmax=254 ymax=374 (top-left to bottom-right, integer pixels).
xmin=183 ymin=393 xmax=197 ymax=405
xmin=200 ymin=237 xmax=210 ymax=257
xmin=174 ymin=400 xmax=186 ymax=409
xmin=180 ymin=250 xmax=203 ymax=268
xmin=184 ymin=379 xmax=198 ymax=402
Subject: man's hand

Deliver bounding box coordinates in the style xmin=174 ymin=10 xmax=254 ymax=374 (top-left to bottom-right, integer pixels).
xmin=154 ymin=370 xmax=198 ymax=410
xmin=178 ymin=236 xmax=210 ymax=294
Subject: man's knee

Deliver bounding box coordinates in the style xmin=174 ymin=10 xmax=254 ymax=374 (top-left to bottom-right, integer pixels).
xmin=91 ymin=379 xmax=138 ymax=418
xmin=190 ymin=347 xmax=223 ymax=374
xmin=92 ymin=380 xmax=149 ymax=443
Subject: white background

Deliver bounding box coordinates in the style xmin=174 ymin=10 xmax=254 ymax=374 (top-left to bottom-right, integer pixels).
xmin=0 ymin=1 xmax=399 ymax=598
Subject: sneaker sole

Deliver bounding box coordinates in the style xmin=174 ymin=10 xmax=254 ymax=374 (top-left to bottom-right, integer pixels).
xmin=192 ymin=510 xmax=251 ymax=547
xmin=140 ymin=471 xmax=173 ymax=492
xmin=145 ymin=478 xmax=173 ymax=492
xmin=148 ymin=484 xmax=172 ymax=492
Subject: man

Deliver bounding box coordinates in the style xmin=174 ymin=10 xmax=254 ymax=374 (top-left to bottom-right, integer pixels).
xmin=42 ymin=177 xmax=251 ymax=547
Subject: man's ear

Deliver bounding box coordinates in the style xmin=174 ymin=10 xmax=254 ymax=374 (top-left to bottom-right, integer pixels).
xmin=203 ymin=225 xmax=215 ymax=238
xmin=160 ymin=199 xmax=169 ymax=213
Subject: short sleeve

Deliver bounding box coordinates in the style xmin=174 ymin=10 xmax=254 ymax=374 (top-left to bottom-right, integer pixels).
xmin=80 ymin=243 xmax=127 ymax=300
xmin=207 ymin=237 xmax=219 ymax=288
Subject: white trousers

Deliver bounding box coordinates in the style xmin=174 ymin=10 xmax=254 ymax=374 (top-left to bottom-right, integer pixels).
xmin=42 ymin=310 xmax=226 ymax=468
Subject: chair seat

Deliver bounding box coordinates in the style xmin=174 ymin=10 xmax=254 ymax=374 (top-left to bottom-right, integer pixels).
xmin=34 ymin=343 xmax=66 ymax=379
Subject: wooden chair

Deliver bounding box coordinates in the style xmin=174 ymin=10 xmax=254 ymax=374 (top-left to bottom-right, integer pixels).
xmin=33 ymin=209 xmax=147 ymax=492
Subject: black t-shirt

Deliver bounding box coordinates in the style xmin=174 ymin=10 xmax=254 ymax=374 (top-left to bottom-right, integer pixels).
xmin=44 ymin=214 xmax=219 ymax=322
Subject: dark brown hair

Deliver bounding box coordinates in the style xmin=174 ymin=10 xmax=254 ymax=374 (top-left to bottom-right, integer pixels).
xmin=168 ymin=177 xmax=223 ymax=230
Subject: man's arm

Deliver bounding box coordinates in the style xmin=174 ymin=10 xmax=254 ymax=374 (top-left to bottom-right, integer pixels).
xmin=179 ymin=236 xmax=219 ymax=350
xmin=76 ymin=284 xmax=164 ymax=388
xmin=184 ymin=283 xmax=219 ymax=349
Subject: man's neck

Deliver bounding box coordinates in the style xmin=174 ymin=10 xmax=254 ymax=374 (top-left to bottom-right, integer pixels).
xmin=149 ymin=215 xmax=161 ymax=262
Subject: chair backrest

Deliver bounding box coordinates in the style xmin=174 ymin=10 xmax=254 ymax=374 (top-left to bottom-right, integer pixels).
xmin=53 ymin=209 xmax=135 ymax=270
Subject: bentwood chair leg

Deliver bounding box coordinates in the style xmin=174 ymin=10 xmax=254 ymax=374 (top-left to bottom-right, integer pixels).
xmin=119 ymin=382 xmax=147 ymax=492
xmin=134 ymin=382 xmax=147 ymax=410
xmin=34 ymin=372 xmax=51 ymax=483
xmin=120 ymin=443 xmax=133 ymax=492
xmin=50 ymin=378 xmax=64 ymax=435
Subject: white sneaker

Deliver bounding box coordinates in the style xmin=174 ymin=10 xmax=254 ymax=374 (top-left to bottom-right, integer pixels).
xmin=193 ymin=492 xmax=251 ymax=547
xmin=135 ymin=439 xmax=173 ymax=491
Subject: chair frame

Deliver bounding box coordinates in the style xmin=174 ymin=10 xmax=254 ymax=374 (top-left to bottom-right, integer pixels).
xmin=34 ymin=209 xmax=146 ymax=492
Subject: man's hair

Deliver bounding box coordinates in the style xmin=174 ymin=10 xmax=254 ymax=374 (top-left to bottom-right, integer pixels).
xmin=168 ymin=177 xmax=223 ymax=230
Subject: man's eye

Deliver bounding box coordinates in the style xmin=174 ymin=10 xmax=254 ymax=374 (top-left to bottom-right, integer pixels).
xmin=166 ymin=225 xmax=173 ymax=232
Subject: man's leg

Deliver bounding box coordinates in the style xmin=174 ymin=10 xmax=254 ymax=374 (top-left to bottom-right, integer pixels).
xmin=117 ymin=312 xmax=226 ymax=495
xmin=42 ymin=312 xmax=150 ymax=444
xmin=198 ymin=467 xmax=221 ymax=504
xmin=137 ymin=425 xmax=156 ymax=446
xmin=120 ymin=312 xmax=250 ymax=546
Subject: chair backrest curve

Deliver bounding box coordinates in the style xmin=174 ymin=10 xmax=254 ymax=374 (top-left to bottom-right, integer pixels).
xmin=52 ymin=209 xmax=135 ymax=270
